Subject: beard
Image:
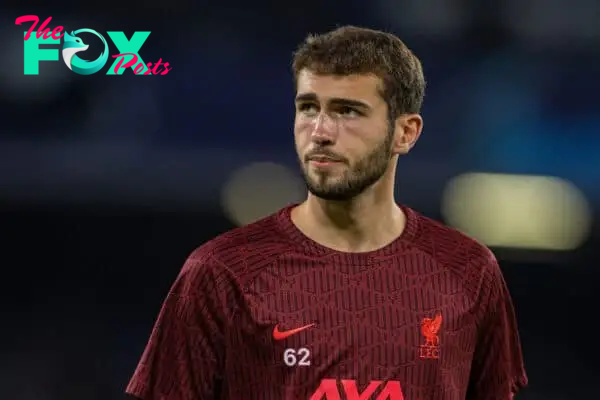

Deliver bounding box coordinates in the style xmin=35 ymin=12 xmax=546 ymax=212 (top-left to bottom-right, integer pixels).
xmin=299 ymin=129 xmax=394 ymax=201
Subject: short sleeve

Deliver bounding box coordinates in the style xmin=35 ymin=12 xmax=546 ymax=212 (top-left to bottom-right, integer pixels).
xmin=126 ymin=255 xmax=237 ymax=399
xmin=467 ymin=255 xmax=528 ymax=399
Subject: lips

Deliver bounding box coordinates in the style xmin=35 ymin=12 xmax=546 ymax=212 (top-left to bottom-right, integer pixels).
xmin=307 ymin=156 xmax=344 ymax=169
xmin=308 ymin=155 xmax=341 ymax=163
xmin=306 ymin=152 xmax=345 ymax=163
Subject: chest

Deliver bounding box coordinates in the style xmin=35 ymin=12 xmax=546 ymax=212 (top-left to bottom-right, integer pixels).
xmin=232 ymin=258 xmax=478 ymax=372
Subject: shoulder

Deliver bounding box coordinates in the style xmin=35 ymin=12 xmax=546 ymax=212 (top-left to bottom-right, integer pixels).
xmin=409 ymin=208 xmax=496 ymax=265
xmin=182 ymin=207 xmax=295 ymax=286
xmin=407 ymin=208 xmax=500 ymax=298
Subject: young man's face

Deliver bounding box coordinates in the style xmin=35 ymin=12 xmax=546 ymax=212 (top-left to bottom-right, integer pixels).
xmin=294 ymin=70 xmax=395 ymax=201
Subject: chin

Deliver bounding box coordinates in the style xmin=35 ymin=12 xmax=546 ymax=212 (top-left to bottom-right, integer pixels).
xmin=309 ymin=188 xmax=359 ymax=201
xmin=306 ymin=182 xmax=360 ymax=201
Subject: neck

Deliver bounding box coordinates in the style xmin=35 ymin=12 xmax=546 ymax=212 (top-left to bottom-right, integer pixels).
xmin=291 ymin=172 xmax=406 ymax=253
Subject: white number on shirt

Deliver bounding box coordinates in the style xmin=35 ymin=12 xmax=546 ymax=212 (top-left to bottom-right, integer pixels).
xmin=283 ymin=347 xmax=311 ymax=367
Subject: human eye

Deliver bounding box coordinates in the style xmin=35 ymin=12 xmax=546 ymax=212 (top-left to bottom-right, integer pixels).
xmin=338 ymin=106 xmax=361 ymax=118
xmin=297 ymin=102 xmax=319 ymax=115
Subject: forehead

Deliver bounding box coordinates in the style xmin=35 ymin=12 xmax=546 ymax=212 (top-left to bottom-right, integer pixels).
xmin=296 ymin=70 xmax=384 ymax=105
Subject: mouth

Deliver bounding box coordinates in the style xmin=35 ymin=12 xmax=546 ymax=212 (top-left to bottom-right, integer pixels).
xmin=306 ymin=154 xmax=344 ymax=168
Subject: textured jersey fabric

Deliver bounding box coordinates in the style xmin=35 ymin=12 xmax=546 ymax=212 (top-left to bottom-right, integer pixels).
xmin=126 ymin=205 xmax=527 ymax=399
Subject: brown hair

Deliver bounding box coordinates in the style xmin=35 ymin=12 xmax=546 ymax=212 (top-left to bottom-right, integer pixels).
xmin=292 ymin=26 xmax=426 ymax=120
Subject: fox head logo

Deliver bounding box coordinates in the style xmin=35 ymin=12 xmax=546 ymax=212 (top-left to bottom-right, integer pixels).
xmin=62 ymin=31 xmax=88 ymax=68
xmin=61 ymin=29 xmax=108 ymax=75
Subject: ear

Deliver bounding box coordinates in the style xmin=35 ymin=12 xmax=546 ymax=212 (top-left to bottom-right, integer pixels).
xmin=392 ymin=114 xmax=423 ymax=155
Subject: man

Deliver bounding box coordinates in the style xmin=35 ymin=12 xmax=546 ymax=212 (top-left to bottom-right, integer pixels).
xmin=126 ymin=26 xmax=527 ymax=399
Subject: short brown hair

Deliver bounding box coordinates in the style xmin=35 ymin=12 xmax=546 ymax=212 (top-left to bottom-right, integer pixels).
xmin=292 ymin=26 xmax=426 ymax=119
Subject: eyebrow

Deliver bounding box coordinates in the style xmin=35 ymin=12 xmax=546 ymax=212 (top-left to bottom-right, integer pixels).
xmin=295 ymin=93 xmax=371 ymax=110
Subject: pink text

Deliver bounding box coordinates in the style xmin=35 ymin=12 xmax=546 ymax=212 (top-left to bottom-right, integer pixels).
xmin=112 ymin=53 xmax=172 ymax=75
xmin=16 ymin=15 xmax=64 ymax=41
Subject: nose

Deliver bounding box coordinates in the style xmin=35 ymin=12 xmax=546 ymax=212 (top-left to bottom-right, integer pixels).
xmin=310 ymin=112 xmax=338 ymax=145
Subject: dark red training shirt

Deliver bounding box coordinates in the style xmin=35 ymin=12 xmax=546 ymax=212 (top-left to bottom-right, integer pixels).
xmin=126 ymin=205 xmax=527 ymax=399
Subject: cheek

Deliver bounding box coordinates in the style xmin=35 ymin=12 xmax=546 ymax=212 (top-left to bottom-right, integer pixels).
xmin=339 ymin=123 xmax=370 ymax=149
xmin=294 ymin=118 xmax=311 ymax=141
xmin=341 ymin=122 xmax=363 ymax=137
xmin=342 ymin=125 xmax=385 ymax=158
xmin=294 ymin=114 xmax=312 ymax=129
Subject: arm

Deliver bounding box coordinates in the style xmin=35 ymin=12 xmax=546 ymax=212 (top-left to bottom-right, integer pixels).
xmin=125 ymin=253 xmax=237 ymax=400
xmin=466 ymin=254 xmax=528 ymax=399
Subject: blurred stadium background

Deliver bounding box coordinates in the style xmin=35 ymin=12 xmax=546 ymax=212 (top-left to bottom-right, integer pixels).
xmin=1 ymin=1 xmax=599 ymax=399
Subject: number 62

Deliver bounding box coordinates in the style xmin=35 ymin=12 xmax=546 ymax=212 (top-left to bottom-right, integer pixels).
xmin=283 ymin=347 xmax=311 ymax=367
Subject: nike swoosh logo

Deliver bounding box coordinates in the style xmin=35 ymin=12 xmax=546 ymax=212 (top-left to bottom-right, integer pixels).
xmin=272 ymin=323 xmax=316 ymax=340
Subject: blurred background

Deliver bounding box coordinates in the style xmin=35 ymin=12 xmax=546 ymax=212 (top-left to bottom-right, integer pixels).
xmin=1 ymin=1 xmax=599 ymax=399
